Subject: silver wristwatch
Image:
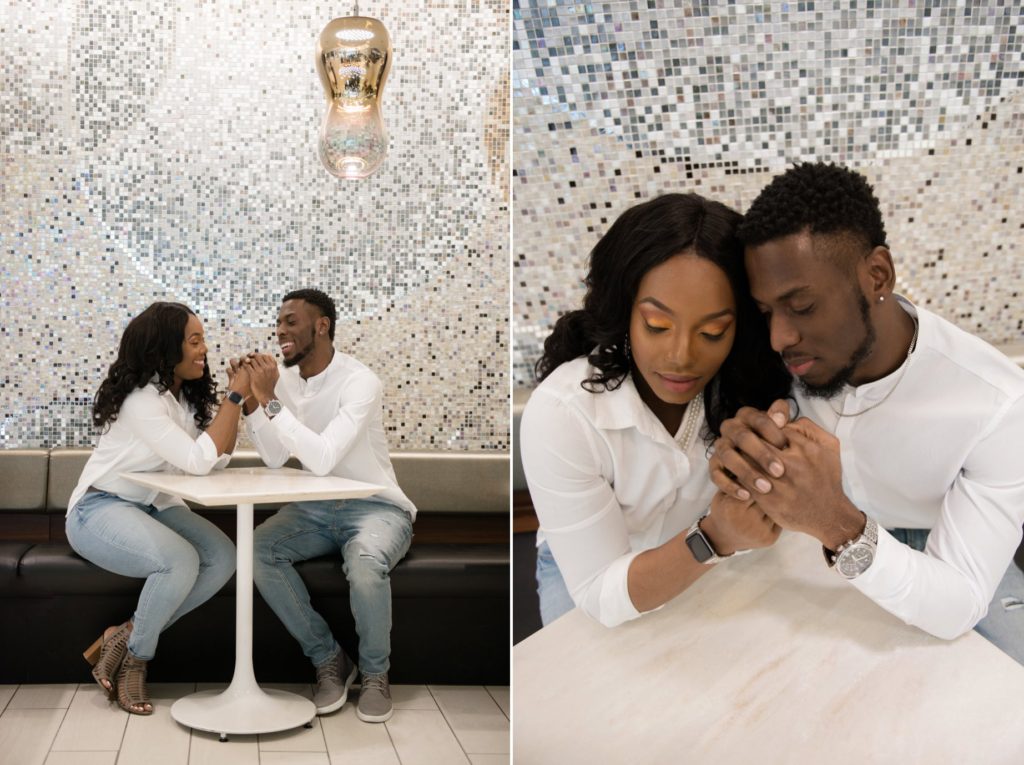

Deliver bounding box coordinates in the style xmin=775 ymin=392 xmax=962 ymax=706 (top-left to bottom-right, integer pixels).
xmin=263 ymin=399 xmax=283 ymax=419
xmin=825 ymin=516 xmax=878 ymax=579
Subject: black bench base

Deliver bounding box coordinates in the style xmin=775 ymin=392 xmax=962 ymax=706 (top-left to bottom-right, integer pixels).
xmin=0 ymin=542 xmax=508 ymax=685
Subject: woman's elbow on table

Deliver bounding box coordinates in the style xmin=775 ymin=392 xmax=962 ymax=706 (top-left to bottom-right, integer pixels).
xmin=576 ymin=584 xmax=636 ymax=629
xmin=185 ymin=459 xmax=218 ymax=476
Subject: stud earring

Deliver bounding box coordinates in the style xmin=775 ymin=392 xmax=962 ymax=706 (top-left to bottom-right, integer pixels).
xmin=878 ymin=295 xmax=885 ymax=303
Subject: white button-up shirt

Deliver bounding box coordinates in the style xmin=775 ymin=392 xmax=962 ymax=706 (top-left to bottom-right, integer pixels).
xmin=796 ymin=297 xmax=1024 ymax=639
xmin=245 ymin=351 xmax=416 ymax=518
xmin=68 ymin=383 xmax=230 ymax=514
xmin=520 ymin=356 xmax=716 ymax=627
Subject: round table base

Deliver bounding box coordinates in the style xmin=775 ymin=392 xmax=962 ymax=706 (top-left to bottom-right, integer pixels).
xmin=171 ymin=686 xmax=316 ymax=738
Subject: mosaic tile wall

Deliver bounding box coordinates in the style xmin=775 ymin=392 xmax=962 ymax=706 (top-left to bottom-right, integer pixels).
xmin=513 ymin=0 xmax=1024 ymax=385
xmin=1 ymin=0 xmax=509 ymax=450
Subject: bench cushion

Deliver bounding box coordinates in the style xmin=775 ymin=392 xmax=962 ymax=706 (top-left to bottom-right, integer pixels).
xmin=43 ymin=449 xmax=509 ymax=515
xmin=46 ymin=448 xmax=91 ymax=512
xmin=391 ymin=452 xmax=508 ymax=514
xmin=0 ymin=450 xmax=49 ymax=512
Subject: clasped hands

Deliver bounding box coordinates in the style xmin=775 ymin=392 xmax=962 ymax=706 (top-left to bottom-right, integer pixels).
xmin=707 ymin=400 xmax=862 ymax=553
xmin=225 ymin=352 xmax=280 ymax=406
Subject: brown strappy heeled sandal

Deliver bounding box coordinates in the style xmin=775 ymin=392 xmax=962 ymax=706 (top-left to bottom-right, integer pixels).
xmin=83 ymin=621 xmax=132 ymax=699
xmin=117 ymin=653 xmax=153 ymax=715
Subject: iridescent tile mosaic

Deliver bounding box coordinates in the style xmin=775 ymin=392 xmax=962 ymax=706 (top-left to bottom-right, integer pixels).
xmin=512 ymin=0 xmax=1024 ymax=385
xmin=0 ymin=0 xmax=509 ymax=451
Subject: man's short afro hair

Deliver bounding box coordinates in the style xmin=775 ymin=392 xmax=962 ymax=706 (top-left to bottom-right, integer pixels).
xmin=738 ymin=162 xmax=887 ymax=250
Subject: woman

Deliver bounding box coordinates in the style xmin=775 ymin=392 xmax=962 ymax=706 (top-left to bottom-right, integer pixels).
xmin=520 ymin=194 xmax=792 ymax=628
xmin=67 ymin=301 xmax=248 ymax=714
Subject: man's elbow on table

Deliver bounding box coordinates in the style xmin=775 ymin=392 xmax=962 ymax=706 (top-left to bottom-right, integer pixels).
xmin=307 ymin=460 xmax=335 ymax=477
xmin=902 ymin=595 xmax=989 ymax=642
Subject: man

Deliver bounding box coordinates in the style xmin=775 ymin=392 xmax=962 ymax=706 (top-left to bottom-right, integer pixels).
xmin=709 ymin=163 xmax=1024 ymax=663
xmin=236 ymin=288 xmax=416 ymax=721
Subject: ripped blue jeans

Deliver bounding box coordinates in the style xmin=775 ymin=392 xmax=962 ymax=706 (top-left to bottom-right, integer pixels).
xmin=253 ymin=498 xmax=413 ymax=674
xmin=890 ymin=528 xmax=1024 ymax=666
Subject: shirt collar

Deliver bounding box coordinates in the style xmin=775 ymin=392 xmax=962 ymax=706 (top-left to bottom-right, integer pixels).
xmin=833 ymin=294 xmax=924 ymax=407
xmin=150 ymin=375 xmax=186 ymax=408
xmin=287 ymin=349 xmax=339 ymax=395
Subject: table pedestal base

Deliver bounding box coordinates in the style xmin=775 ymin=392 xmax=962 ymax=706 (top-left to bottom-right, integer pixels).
xmin=171 ymin=684 xmax=316 ymax=739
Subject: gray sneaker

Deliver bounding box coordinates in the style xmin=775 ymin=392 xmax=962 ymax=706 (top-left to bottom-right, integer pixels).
xmin=313 ymin=650 xmax=358 ymax=715
xmin=356 ymin=672 xmax=393 ymax=723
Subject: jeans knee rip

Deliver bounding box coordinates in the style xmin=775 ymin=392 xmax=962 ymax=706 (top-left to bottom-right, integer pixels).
xmin=1000 ymin=596 xmax=1024 ymax=611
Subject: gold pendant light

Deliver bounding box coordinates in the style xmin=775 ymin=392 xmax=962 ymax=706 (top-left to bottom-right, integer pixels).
xmin=316 ymin=5 xmax=392 ymax=179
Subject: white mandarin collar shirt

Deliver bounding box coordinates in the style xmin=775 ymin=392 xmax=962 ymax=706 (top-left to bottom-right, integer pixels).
xmin=795 ymin=296 xmax=1024 ymax=639
xmin=520 ymin=356 xmax=716 ymax=627
xmin=68 ymin=383 xmax=229 ymax=515
xmin=245 ymin=351 xmax=416 ymax=518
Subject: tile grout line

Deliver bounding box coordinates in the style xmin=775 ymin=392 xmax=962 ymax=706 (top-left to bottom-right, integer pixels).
xmin=46 ymin=688 xmax=76 ymax=765
xmin=0 ymin=684 xmax=15 ymax=715
xmin=483 ymin=686 xmax=509 ymax=722
xmin=425 ymin=684 xmax=472 ymax=763
xmin=382 ymin=711 xmax=403 ymax=765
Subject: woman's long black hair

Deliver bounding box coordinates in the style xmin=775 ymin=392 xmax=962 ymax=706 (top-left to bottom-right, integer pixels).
xmin=534 ymin=193 xmax=791 ymax=440
xmin=92 ymin=302 xmax=218 ymax=431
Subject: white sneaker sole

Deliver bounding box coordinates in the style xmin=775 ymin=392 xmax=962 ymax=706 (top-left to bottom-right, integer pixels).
xmin=315 ymin=664 xmax=358 ymax=715
xmin=356 ymin=705 xmax=393 ymax=723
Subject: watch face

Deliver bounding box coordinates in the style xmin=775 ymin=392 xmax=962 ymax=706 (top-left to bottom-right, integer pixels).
xmin=837 ymin=544 xmax=874 ymax=578
xmin=266 ymin=400 xmax=282 ymax=416
xmin=686 ymin=532 xmax=715 ymax=564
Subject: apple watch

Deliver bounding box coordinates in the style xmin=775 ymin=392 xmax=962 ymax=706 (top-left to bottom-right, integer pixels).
xmin=685 ymin=515 xmax=752 ymax=565
xmin=685 ymin=519 xmax=720 ymax=564
xmin=824 ymin=515 xmax=878 ymax=579
xmin=263 ymin=398 xmax=283 ymax=419
xmin=225 ymin=390 xmax=244 ymax=406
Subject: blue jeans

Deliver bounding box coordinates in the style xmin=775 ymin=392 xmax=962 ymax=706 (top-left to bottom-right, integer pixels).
xmin=252 ymin=498 xmax=413 ymax=674
xmin=536 ymin=540 xmax=576 ymax=627
xmin=66 ymin=491 xmax=236 ymax=660
xmin=890 ymin=528 xmax=1024 ymax=665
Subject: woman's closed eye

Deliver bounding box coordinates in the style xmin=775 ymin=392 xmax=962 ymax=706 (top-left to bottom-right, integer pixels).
xmin=700 ymin=330 xmax=727 ymax=341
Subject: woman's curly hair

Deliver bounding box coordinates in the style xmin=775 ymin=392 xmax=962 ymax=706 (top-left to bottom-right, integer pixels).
xmin=92 ymin=302 xmax=217 ymax=431
xmin=534 ymin=193 xmax=791 ymax=440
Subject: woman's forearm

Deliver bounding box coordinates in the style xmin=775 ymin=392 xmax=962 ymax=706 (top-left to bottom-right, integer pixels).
xmin=203 ymin=391 xmax=244 ymax=455
xmin=626 ymin=532 xmax=712 ymax=614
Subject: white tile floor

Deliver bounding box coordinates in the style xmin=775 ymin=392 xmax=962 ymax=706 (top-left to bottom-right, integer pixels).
xmin=0 ymin=682 xmax=509 ymax=764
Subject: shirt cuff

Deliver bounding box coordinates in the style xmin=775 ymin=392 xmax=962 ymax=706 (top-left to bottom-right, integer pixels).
xmin=246 ymin=405 xmax=271 ymax=432
xmin=587 ymin=551 xmax=643 ymax=628
xmin=846 ymin=524 xmax=905 ymax=598
xmin=268 ymin=406 xmax=300 ymax=439
xmin=194 ymin=431 xmax=220 ymax=470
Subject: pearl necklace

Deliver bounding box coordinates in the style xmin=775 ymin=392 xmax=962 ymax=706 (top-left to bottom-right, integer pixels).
xmin=675 ymin=391 xmax=704 ymax=451
xmin=829 ymin=316 xmax=919 ymax=418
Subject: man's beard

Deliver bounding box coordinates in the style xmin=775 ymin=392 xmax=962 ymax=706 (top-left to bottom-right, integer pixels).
xmin=282 ymin=327 xmax=316 ymax=368
xmin=798 ymin=290 xmax=876 ymax=399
